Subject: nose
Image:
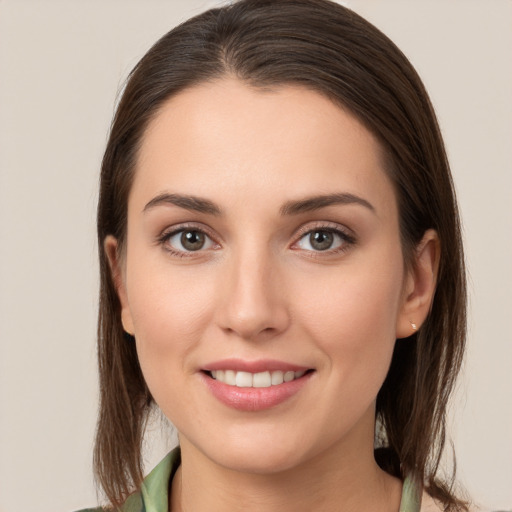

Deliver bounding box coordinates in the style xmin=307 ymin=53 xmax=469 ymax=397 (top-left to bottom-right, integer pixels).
xmin=215 ymin=245 xmax=290 ymax=341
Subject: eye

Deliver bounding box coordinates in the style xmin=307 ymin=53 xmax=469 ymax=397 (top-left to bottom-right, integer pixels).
xmin=295 ymin=228 xmax=352 ymax=252
xmin=164 ymin=229 xmax=216 ymax=253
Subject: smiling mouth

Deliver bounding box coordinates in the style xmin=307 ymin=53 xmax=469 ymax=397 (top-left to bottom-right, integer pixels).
xmin=201 ymin=365 xmax=315 ymax=411
xmin=206 ymin=369 xmax=312 ymax=388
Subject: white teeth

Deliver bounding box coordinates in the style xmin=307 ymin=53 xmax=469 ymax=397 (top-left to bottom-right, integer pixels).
xmin=210 ymin=369 xmax=308 ymax=387
xmin=253 ymin=371 xmax=271 ymax=388
xmin=235 ymin=371 xmax=253 ymax=387
xmin=224 ymin=369 xmax=236 ymax=385
xmin=271 ymin=370 xmax=284 ymax=385
xmin=284 ymin=371 xmax=295 ymax=382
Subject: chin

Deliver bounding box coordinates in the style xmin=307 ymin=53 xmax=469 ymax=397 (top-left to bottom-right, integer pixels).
xmin=214 ymin=443 xmax=306 ymax=475
xmin=185 ymin=425 xmax=311 ymax=475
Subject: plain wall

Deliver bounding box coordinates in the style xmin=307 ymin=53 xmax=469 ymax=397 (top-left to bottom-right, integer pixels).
xmin=0 ymin=1 xmax=510 ymax=511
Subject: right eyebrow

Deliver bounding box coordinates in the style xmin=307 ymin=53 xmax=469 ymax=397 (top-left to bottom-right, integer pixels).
xmin=279 ymin=192 xmax=375 ymax=216
xmin=142 ymin=193 xmax=222 ymax=216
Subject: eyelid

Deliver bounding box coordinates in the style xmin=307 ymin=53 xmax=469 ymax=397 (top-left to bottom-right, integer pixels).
xmin=290 ymin=221 xmax=357 ymax=253
xmin=292 ymin=221 xmax=355 ymax=242
xmin=156 ymin=220 xmax=355 ymax=256
xmin=157 ymin=222 xmax=221 ymax=254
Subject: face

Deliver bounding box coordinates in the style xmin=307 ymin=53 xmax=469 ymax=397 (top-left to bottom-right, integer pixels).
xmin=110 ymin=79 xmax=420 ymax=474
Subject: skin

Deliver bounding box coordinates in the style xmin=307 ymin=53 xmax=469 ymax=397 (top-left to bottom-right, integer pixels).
xmin=106 ymin=78 xmax=439 ymax=511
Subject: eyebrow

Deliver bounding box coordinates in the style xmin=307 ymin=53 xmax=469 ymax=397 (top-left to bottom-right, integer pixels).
xmin=143 ymin=193 xmax=222 ymax=215
xmin=280 ymin=193 xmax=375 ymax=215
xmin=142 ymin=191 xmax=375 ymax=217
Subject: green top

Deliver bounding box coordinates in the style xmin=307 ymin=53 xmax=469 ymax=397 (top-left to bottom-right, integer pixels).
xmin=79 ymin=448 xmax=422 ymax=512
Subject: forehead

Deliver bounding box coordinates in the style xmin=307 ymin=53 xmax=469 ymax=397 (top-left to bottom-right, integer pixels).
xmin=132 ymin=78 xmax=396 ymax=217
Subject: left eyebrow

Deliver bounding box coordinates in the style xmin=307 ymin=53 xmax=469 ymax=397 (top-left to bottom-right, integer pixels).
xmin=280 ymin=193 xmax=376 ymax=216
xmin=143 ymin=193 xmax=222 ymax=215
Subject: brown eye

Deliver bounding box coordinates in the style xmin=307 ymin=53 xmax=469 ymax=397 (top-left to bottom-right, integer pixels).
xmin=295 ymin=227 xmax=353 ymax=253
xmin=309 ymin=231 xmax=334 ymax=251
xmin=181 ymin=230 xmax=205 ymax=251
xmin=164 ymin=229 xmax=216 ymax=253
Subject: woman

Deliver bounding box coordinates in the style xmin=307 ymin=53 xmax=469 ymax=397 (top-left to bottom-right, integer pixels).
xmin=84 ymin=0 xmax=469 ymax=510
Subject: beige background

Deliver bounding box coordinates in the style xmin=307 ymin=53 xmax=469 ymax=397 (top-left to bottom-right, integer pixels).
xmin=0 ymin=1 xmax=511 ymax=511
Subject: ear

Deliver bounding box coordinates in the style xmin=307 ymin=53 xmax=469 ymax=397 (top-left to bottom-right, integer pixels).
xmin=396 ymin=229 xmax=440 ymax=339
xmin=104 ymin=235 xmax=135 ymax=336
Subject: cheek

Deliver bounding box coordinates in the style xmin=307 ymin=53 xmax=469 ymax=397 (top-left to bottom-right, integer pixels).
xmin=296 ymin=259 xmax=402 ymax=329
xmin=292 ymin=257 xmax=404 ymax=379
xmin=124 ymin=257 xmax=217 ymax=375
xmin=126 ymin=265 xmax=219 ymax=424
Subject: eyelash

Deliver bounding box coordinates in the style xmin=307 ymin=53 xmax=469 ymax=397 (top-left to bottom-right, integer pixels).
xmin=156 ymin=223 xmax=219 ymax=258
xmin=292 ymin=222 xmax=356 ymax=257
xmin=156 ymin=222 xmax=356 ymax=258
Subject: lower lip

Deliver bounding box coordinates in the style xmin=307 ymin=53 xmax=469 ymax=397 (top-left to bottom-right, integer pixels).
xmin=201 ymin=371 xmax=313 ymax=412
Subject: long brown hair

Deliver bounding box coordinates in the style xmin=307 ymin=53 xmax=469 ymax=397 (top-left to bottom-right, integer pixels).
xmin=95 ymin=0 xmax=467 ymax=509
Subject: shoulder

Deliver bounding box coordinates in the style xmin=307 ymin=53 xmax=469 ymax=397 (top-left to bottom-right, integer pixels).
xmin=74 ymin=447 xmax=181 ymax=512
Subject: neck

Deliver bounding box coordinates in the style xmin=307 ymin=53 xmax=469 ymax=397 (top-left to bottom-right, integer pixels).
xmin=170 ymin=426 xmax=402 ymax=512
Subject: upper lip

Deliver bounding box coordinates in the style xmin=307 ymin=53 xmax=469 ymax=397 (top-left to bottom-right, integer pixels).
xmin=202 ymin=358 xmax=311 ymax=373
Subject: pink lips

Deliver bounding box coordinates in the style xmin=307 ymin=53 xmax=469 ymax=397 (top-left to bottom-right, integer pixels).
xmin=200 ymin=359 xmax=313 ymax=412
